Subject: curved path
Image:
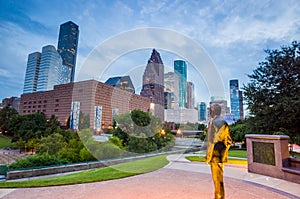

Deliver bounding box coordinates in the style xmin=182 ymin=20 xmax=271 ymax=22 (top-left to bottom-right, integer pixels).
xmin=1 ymin=154 xmax=300 ymax=199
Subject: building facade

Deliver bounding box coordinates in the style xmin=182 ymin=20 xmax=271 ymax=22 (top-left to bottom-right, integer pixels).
xmin=239 ymin=90 xmax=244 ymax=119
xmin=187 ymin=81 xmax=195 ymax=109
xmin=174 ymin=60 xmax=187 ymax=108
xmin=23 ymin=52 xmax=41 ymax=94
xmin=198 ymin=102 xmax=207 ymax=121
xmin=36 ymin=45 xmax=65 ymax=92
xmin=164 ymin=72 xmax=179 ymax=109
xmin=19 ymin=80 xmax=150 ymax=132
xmin=57 ymin=21 xmax=79 ymax=83
xmin=105 ymin=76 xmax=135 ymax=94
xmin=164 ymin=108 xmax=198 ymax=123
xmin=140 ymin=49 xmax=164 ymax=119
xmin=229 ymin=79 xmax=241 ymax=121
xmin=2 ymin=97 xmax=20 ymax=111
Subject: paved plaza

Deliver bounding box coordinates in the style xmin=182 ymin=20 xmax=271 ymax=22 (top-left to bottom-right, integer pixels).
xmin=0 ymin=154 xmax=299 ymax=199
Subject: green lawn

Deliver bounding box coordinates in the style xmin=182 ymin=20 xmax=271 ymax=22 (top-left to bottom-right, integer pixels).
xmin=186 ymin=156 xmax=247 ymax=165
xmin=186 ymin=149 xmax=248 ymax=165
xmin=0 ymin=135 xmax=13 ymax=148
xmin=0 ymin=155 xmax=168 ymax=188
xmin=228 ymin=149 xmax=247 ymax=158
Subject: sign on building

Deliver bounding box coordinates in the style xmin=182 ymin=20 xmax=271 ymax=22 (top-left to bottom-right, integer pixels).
xmin=94 ymin=106 xmax=102 ymax=131
xmin=70 ymin=101 xmax=80 ymax=130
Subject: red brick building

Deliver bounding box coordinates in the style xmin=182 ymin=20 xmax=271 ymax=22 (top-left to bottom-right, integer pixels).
xmin=19 ymin=80 xmax=151 ymax=131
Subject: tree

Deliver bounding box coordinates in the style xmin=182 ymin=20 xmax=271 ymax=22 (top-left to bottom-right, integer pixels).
xmin=243 ymin=41 xmax=300 ymax=144
xmin=0 ymin=106 xmax=18 ymax=134
xmin=113 ymin=110 xmax=175 ymax=153
xmin=131 ymin=109 xmax=151 ymax=126
xmin=37 ymin=133 xmax=66 ymax=155
xmin=229 ymin=119 xmax=251 ymax=145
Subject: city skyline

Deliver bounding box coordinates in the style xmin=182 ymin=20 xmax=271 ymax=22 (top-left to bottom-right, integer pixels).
xmin=1 ymin=0 xmax=299 ymax=106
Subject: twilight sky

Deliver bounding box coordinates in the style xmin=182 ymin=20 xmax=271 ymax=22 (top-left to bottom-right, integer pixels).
xmin=0 ymin=0 xmax=299 ymax=107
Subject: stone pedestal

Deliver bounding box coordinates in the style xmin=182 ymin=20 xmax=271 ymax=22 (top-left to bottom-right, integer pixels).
xmin=245 ymin=134 xmax=290 ymax=179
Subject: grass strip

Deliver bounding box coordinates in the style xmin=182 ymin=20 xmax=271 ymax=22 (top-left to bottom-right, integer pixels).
xmin=0 ymin=135 xmax=13 ymax=149
xmin=228 ymin=149 xmax=247 ymax=158
xmin=0 ymin=155 xmax=168 ymax=188
xmin=186 ymin=156 xmax=247 ymax=165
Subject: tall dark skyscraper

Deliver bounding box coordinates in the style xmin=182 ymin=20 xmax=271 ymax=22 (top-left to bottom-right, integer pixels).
xmin=57 ymin=21 xmax=79 ymax=83
xmin=140 ymin=49 xmax=164 ymax=119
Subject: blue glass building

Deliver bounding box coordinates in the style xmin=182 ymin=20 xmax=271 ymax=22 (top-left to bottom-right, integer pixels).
xmin=57 ymin=21 xmax=79 ymax=83
xmin=198 ymin=102 xmax=207 ymax=121
xmin=36 ymin=45 xmax=64 ymax=92
xmin=174 ymin=60 xmax=187 ymax=108
xmin=230 ymin=79 xmax=240 ymax=121
xmin=23 ymin=52 xmax=41 ymax=93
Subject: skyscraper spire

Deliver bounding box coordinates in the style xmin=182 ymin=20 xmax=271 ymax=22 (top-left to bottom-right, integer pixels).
xmin=140 ymin=49 xmax=164 ymax=119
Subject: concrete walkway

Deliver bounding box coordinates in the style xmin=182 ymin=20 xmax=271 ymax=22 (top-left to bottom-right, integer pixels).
xmin=0 ymin=154 xmax=300 ymax=199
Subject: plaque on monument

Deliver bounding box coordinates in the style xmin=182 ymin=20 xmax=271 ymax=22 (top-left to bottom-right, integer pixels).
xmin=252 ymin=142 xmax=275 ymax=165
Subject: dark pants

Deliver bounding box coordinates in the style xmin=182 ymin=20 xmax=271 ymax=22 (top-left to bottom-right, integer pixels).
xmin=211 ymin=163 xmax=225 ymax=199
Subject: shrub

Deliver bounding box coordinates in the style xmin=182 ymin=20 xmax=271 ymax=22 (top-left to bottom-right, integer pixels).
xmin=8 ymin=154 xmax=70 ymax=170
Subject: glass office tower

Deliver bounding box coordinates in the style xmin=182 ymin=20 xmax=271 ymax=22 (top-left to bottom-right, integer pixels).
xmin=198 ymin=102 xmax=207 ymax=121
xmin=229 ymin=79 xmax=240 ymax=121
xmin=23 ymin=52 xmax=41 ymax=93
xmin=57 ymin=21 xmax=79 ymax=83
xmin=36 ymin=45 xmax=64 ymax=92
xmin=174 ymin=60 xmax=187 ymax=108
xmin=164 ymin=72 xmax=179 ymax=109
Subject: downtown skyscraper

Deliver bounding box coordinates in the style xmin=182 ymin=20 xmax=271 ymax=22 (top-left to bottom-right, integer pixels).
xmin=174 ymin=60 xmax=187 ymax=108
xmin=36 ymin=45 xmax=65 ymax=92
xmin=23 ymin=52 xmax=41 ymax=94
xmin=57 ymin=21 xmax=79 ymax=83
xmin=187 ymin=81 xmax=195 ymax=109
xmin=140 ymin=49 xmax=164 ymax=119
xmin=230 ymin=79 xmax=243 ymax=121
xmin=198 ymin=102 xmax=207 ymax=121
xmin=164 ymin=72 xmax=179 ymax=109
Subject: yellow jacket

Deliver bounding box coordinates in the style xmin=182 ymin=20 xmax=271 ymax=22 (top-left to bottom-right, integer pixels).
xmin=206 ymin=123 xmax=232 ymax=164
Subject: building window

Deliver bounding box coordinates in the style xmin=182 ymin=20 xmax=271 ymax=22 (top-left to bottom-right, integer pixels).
xmin=44 ymin=100 xmax=47 ymax=103
xmin=55 ymin=99 xmax=59 ymax=102
xmin=55 ymin=104 xmax=59 ymax=107
xmin=54 ymin=109 xmax=59 ymax=112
